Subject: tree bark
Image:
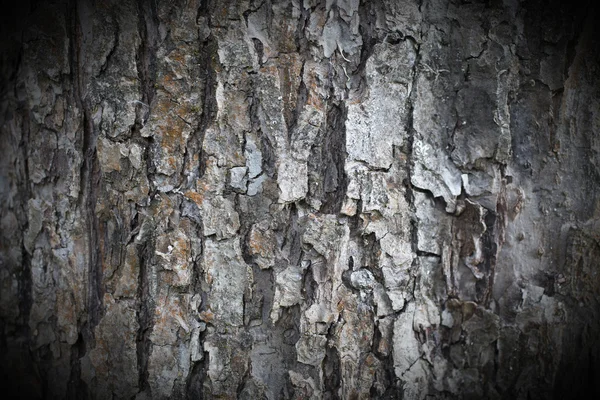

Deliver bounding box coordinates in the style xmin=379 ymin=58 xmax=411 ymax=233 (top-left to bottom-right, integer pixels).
xmin=1 ymin=0 xmax=599 ymax=399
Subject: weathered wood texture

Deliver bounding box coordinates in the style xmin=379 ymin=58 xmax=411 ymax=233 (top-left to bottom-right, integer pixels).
xmin=1 ymin=0 xmax=599 ymax=399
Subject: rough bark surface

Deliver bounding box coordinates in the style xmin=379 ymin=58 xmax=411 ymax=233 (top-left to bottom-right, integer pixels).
xmin=1 ymin=0 xmax=599 ymax=399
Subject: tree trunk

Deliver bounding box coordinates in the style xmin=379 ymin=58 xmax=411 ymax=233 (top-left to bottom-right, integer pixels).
xmin=1 ymin=0 xmax=599 ymax=399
